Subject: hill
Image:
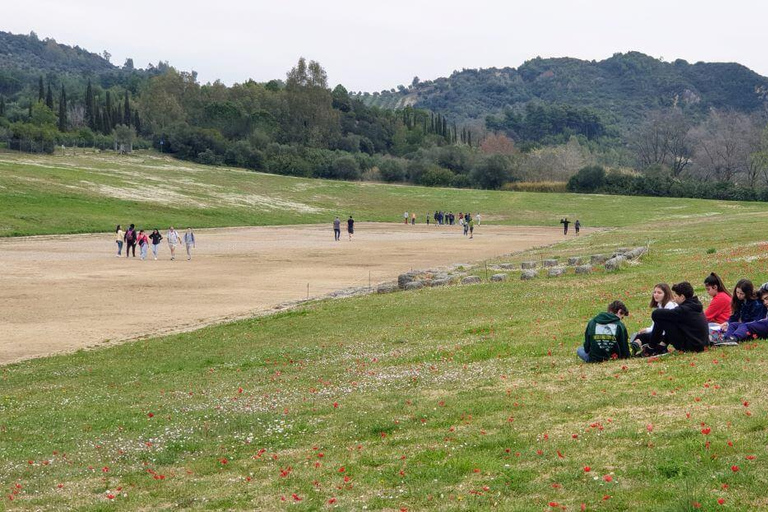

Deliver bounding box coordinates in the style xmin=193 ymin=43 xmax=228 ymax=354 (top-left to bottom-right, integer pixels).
xmin=360 ymin=52 xmax=768 ymax=129
xmin=2 ymin=149 xmax=765 ymax=237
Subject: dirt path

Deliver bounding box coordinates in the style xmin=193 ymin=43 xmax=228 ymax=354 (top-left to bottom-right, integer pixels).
xmin=0 ymin=223 xmax=579 ymax=364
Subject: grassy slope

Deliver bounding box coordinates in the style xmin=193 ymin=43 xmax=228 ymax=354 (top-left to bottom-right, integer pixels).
xmin=0 ymin=149 xmax=765 ymax=236
xmin=2 ymin=168 xmax=768 ymax=509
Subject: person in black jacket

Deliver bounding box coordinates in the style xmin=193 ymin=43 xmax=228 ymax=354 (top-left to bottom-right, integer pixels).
xmin=646 ymin=281 xmax=709 ymax=355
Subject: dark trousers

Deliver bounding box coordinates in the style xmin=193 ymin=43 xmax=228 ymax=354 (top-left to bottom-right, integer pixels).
xmin=634 ymin=331 xmax=652 ymax=346
xmin=334 ymin=228 xmax=340 ymax=241
xmin=650 ymin=319 xmax=704 ymax=352
xmin=126 ymin=241 xmax=136 ymax=257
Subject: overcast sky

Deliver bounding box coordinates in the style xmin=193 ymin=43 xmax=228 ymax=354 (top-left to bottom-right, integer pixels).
xmin=5 ymin=0 xmax=767 ymax=91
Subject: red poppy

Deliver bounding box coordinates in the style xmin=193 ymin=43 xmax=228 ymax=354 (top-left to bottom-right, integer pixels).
xmin=584 ymin=466 xmax=591 ymax=472
xmin=701 ymin=428 xmax=711 ymax=435
xmin=603 ymin=475 xmax=613 ymax=482
xmin=731 ymin=465 xmax=739 ymax=472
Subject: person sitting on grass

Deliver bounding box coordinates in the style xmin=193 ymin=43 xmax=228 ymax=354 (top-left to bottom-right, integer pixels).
xmin=710 ymin=279 xmax=765 ymax=343
xmin=703 ymin=272 xmax=732 ymax=324
xmin=577 ymin=300 xmax=630 ymax=363
xmin=717 ymin=283 xmax=768 ymax=345
xmin=644 ymin=281 xmax=708 ymax=355
xmin=630 ymin=283 xmax=677 ymax=355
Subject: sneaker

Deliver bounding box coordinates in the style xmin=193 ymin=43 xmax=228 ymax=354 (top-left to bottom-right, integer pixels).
xmin=630 ymin=340 xmax=641 ymax=356
xmin=714 ymin=337 xmax=739 ymax=347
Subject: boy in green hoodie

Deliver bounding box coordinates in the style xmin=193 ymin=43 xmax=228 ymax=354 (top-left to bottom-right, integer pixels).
xmin=577 ymin=301 xmax=630 ymax=363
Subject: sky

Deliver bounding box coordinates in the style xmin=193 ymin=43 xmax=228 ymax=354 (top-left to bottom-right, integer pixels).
xmin=5 ymin=0 xmax=768 ymax=92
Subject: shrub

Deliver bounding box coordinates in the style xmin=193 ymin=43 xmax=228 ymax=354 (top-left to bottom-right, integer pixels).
xmin=566 ymin=165 xmax=606 ymax=192
xmin=419 ymin=165 xmax=455 ymax=187
xmin=379 ymin=159 xmax=407 ymax=182
xmin=470 ymin=154 xmax=512 ymax=190
xmin=329 ymin=155 xmax=361 ymax=181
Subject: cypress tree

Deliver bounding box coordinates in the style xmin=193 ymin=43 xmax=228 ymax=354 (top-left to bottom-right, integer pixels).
xmin=467 ymin=131 xmax=472 ymax=147
xmin=28 ymin=102 xmax=33 ymax=119
xmin=123 ymin=91 xmax=130 ymax=125
xmin=38 ymin=76 xmax=44 ymax=102
xmin=0 ymin=96 xmax=5 ymax=117
xmin=442 ymin=117 xmax=447 ymax=139
xmin=94 ymin=104 xmax=102 ymax=133
xmin=58 ymin=86 xmax=67 ymax=132
xmin=85 ymin=80 xmax=94 ymax=128
xmin=105 ymin=91 xmax=113 ymax=131
xmin=46 ymin=84 xmax=54 ymax=110
xmin=133 ymin=110 xmax=141 ymax=133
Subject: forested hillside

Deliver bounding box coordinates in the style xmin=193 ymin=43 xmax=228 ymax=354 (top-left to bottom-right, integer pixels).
xmin=1 ymin=32 xmax=767 ymax=198
xmin=361 ymin=52 xmax=768 ymax=128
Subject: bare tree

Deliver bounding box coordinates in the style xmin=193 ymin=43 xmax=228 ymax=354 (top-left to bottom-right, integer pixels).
xmin=691 ymin=111 xmax=759 ymax=183
xmin=631 ymin=108 xmax=692 ymax=176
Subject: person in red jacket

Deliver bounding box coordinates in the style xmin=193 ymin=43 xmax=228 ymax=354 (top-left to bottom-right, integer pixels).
xmin=704 ymin=272 xmax=731 ymax=324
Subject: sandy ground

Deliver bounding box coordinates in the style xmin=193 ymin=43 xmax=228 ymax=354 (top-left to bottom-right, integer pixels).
xmin=0 ymin=223 xmax=577 ymax=364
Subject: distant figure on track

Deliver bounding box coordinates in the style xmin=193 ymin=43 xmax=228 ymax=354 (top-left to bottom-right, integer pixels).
xmin=333 ymin=217 xmax=341 ymax=241
xmin=184 ymin=228 xmax=196 ymax=260
xmin=411 ymin=212 xmax=416 ymax=225
xmin=575 ymin=219 xmax=581 ymax=235
xmin=149 ymin=229 xmax=163 ymax=260
xmin=137 ymin=230 xmax=149 ymax=260
xmin=347 ymin=215 xmax=355 ymax=241
xmin=560 ymin=217 xmax=571 ymax=235
xmin=115 ymin=225 xmax=124 ymax=257
xmin=167 ymin=226 xmax=181 ymax=260
xmin=469 ymin=217 xmax=475 ymax=239
xmin=404 ymin=211 xmax=409 ymax=224
xmin=426 ymin=214 xmax=430 ymax=226
xmin=476 ymin=213 xmax=481 ymax=225
xmin=124 ymin=224 xmax=137 ymax=258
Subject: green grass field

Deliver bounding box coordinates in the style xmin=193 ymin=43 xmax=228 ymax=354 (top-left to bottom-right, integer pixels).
xmin=3 ymin=152 xmax=768 ymax=510
xmin=0 ymin=149 xmax=764 ymax=236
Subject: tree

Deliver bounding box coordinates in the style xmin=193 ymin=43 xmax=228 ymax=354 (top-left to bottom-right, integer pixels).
xmin=58 ymin=86 xmax=67 ymax=132
xmin=691 ymin=111 xmax=758 ymax=183
xmin=471 ymin=155 xmax=512 ymax=189
xmin=30 ymin=102 xmax=57 ymax=127
xmin=283 ymin=57 xmax=339 ymax=146
xmin=123 ymin=58 xmax=134 ymax=71
xmin=102 ymin=50 xmax=111 ymax=63
xmin=38 ymin=76 xmax=44 ymax=103
xmin=632 ymin=108 xmax=691 ymax=176
xmin=480 ymin=133 xmax=517 ymax=155
xmin=566 ymin=165 xmax=606 ymax=192
xmin=85 ymin=80 xmax=94 ymax=129
xmin=329 ymin=154 xmax=361 ymax=180
xmin=123 ymin=91 xmax=131 ymax=125
xmin=45 ymin=84 xmax=54 ymax=110
xmin=0 ymin=96 xmax=5 ymax=117
xmin=378 ymin=159 xmax=406 ymax=182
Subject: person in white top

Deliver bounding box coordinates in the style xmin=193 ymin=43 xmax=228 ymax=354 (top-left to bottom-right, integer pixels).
xmin=115 ymin=224 xmax=124 ymax=257
xmin=630 ymin=283 xmax=677 ymax=355
xmin=167 ymin=226 xmax=181 ymax=261
xmin=403 ymin=211 xmax=409 ymax=225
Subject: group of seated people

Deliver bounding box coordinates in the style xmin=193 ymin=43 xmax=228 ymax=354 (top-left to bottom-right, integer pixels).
xmin=577 ymin=273 xmax=768 ymax=363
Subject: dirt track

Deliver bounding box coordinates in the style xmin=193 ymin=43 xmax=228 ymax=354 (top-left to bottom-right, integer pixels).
xmin=0 ymin=223 xmax=574 ymax=364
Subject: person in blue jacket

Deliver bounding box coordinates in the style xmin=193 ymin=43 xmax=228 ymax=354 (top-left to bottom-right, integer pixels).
xmin=718 ymin=282 xmax=768 ymax=344
xmin=715 ymin=279 xmax=766 ymax=343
